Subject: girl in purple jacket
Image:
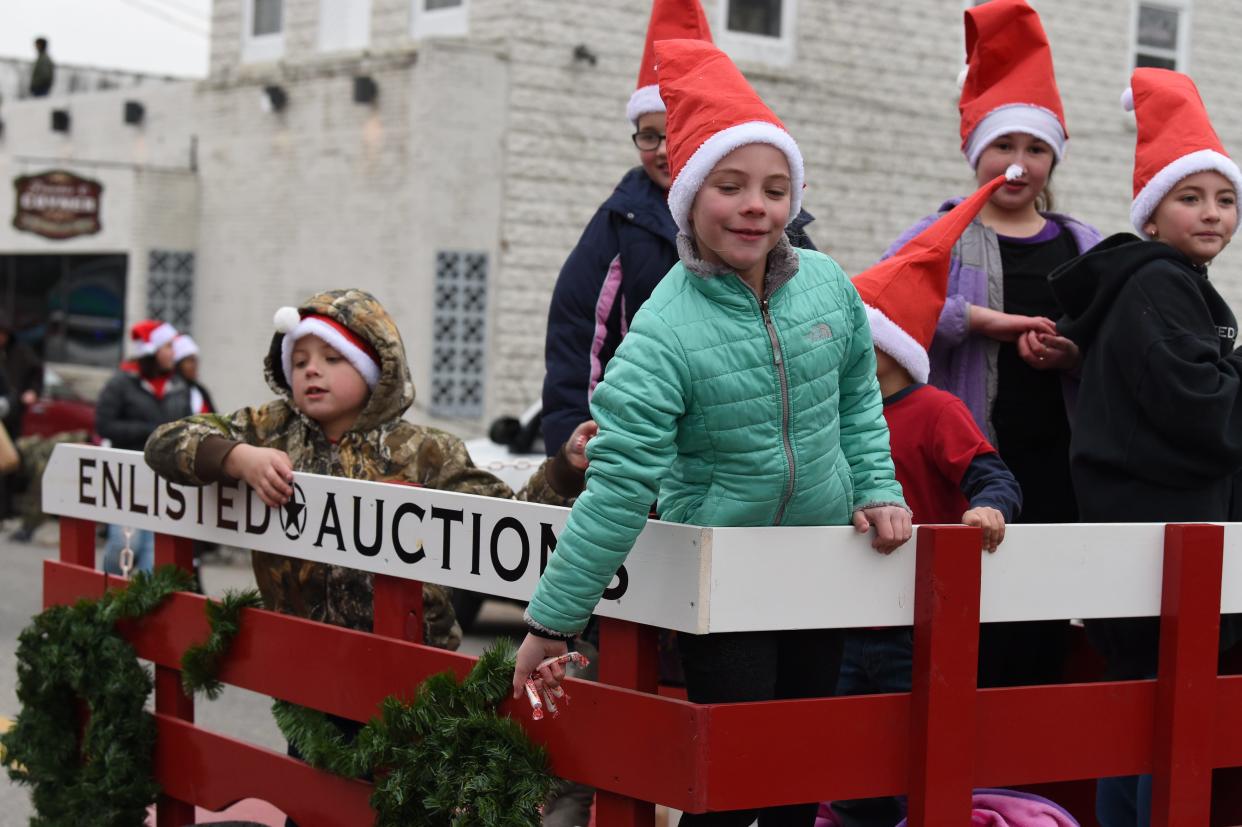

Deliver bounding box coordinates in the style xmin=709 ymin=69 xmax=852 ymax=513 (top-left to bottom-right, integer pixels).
xmin=880 ymin=0 xmax=1101 ymax=689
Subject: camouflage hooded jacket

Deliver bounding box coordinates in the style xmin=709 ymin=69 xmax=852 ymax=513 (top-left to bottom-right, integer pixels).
xmin=145 ymin=289 xmax=513 ymax=646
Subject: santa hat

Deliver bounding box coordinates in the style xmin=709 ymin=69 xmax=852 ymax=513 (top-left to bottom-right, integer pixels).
xmin=171 ymin=334 xmax=199 ymax=364
xmin=853 ymin=164 xmax=1026 ymax=383
xmin=627 ymin=0 xmax=713 ymax=127
xmin=129 ymin=319 xmax=178 ymax=358
xmin=959 ymin=0 xmax=1067 ymax=167
xmin=655 ymin=38 xmax=804 ymax=234
xmin=1123 ymin=68 xmax=1242 ymax=237
xmin=273 ymin=306 xmax=381 ymax=389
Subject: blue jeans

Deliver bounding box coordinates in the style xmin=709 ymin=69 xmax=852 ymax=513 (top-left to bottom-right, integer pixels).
xmin=830 ymin=628 xmax=913 ymax=827
xmin=1096 ymin=774 xmax=1151 ymax=827
xmin=102 ymin=525 xmax=155 ymax=575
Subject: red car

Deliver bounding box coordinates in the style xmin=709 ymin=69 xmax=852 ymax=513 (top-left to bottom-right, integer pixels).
xmin=20 ymin=367 xmax=96 ymax=439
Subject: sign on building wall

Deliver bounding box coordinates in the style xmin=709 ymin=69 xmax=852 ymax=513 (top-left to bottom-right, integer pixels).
xmin=12 ymin=170 xmax=102 ymax=240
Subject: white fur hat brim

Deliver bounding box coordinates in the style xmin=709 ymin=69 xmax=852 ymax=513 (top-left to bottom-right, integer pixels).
xmin=280 ymin=315 xmax=381 ymax=389
xmin=627 ymin=84 xmax=665 ymax=127
xmin=667 ymin=120 xmax=805 ymax=234
xmin=964 ymin=104 xmax=1067 ymax=168
xmin=866 ymin=305 xmax=930 ymax=384
xmin=1130 ymin=148 xmax=1242 ymax=237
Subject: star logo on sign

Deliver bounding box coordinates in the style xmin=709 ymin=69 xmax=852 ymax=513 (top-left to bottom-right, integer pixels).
xmin=279 ymin=483 xmax=308 ymax=540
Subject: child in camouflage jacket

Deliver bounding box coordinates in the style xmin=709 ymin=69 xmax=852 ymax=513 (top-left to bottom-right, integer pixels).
xmin=144 ymin=289 xmax=512 ymax=649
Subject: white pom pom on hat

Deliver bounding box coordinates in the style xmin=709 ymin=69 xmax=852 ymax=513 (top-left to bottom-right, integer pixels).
xmin=1121 ymin=87 xmax=1135 ymax=112
xmin=273 ymin=306 xmax=302 ymax=334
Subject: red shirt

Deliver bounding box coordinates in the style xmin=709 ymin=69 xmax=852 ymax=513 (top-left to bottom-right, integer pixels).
xmin=884 ymin=384 xmax=997 ymax=524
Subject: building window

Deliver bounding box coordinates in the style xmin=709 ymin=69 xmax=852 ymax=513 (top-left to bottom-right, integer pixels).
xmin=243 ymin=0 xmax=285 ymax=63
xmin=410 ymin=0 xmax=468 ymax=39
xmin=1132 ymin=1 xmax=1190 ymax=71
xmin=319 ymin=0 xmax=371 ymax=52
xmin=717 ymin=0 xmax=797 ymax=67
xmin=0 ymin=254 xmax=127 ymax=369
xmin=429 ymin=251 xmax=488 ymax=419
xmin=146 ymin=251 xmax=195 ymax=334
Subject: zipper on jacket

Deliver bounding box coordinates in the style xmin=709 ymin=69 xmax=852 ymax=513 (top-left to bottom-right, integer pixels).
xmin=760 ymin=296 xmax=795 ymax=525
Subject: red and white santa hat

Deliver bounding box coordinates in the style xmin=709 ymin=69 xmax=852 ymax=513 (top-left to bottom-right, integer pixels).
xmin=853 ymin=165 xmax=1025 ymax=383
xmin=655 ymin=38 xmax=804 ymax=234
xmin=171 ymin=334 xmax=199 ymax=364
xmin=958 ymin=0 xmax=1067 ymax=168
xmin=273 ymin=306 xmax=381 ymax=389
xmin=129 ymin=319 xmax=178 ymax=358
xmin=1123 ymin=68 xmax=1242 ymax=237
xmin=627 ymin=0 xmax=713 ymax=127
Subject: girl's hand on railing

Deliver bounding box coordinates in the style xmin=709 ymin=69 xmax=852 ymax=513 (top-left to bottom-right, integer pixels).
xmin=223 ymin=445 xmax=294 ymax=507
xmin=852 ymin=505 xmax=913 ymax=555
xmin=512 ymin=633 xmax=569 ymax=700
xmin=962 ymin=506 xmax=1006 ymax=553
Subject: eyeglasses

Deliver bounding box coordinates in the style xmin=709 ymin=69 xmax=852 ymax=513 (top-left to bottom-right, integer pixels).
xmin=631 ymin=131 xmax=666 ymax=151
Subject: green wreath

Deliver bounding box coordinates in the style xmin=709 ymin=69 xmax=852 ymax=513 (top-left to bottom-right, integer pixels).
xmin=2 ymin=566 xmax=193 ymax=827
xmin=274 ymin=639 xmax=553 ymax=826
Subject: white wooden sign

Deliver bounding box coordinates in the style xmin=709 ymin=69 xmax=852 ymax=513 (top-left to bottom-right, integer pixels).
xmin=42 ymin=445 xmax=1242 ymax=634
xmin=42 ymin=445 xmax=710 ymax=632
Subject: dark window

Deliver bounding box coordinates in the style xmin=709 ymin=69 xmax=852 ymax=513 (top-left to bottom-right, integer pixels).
xmin=0 ymin=254 xmax=127 ymax=368
xmin=253 ymin=0 xmax=283 ymax=36
xmin=727 ymin=0 xmax=782 ymax=38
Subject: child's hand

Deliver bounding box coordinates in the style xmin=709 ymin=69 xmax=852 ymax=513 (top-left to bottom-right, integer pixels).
xmin=1018 ymin=330 xmax=1080 ymax=372
xmin=512 ymin=632 xmax=570 ymax=699
xmin=223 ymin=444 xmax=294 ymax=507
xmin=962 ymin=506 xmax=1006 ymax=552
xmin=852 ymin=505 xmax=912 ymax=554
xmin=972 ymin=306 xmax=1057 ymax=343
xmin=564 ymin=419 xmax=599 ymax=471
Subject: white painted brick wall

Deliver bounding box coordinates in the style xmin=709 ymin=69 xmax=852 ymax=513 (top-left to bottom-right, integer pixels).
xmin=485 ymin=0 xmax=1242 ymax=424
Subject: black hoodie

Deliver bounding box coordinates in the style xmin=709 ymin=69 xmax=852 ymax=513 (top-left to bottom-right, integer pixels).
xmin=1050 ymin=233 xmax=1242 ymax=523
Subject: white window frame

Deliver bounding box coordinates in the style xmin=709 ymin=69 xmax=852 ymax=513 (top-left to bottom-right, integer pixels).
xmin=715 ymin=0 xmax=797 ymax=68
xmin=319 ymin=0 xmax=372 ymax=52
xmin=1130 ymin=0 xmax=1192 ymax=73
xmin=410 ymin=0 xmax=469 ymax=40
xmin=242 ymin=0 xmax=286 ymax=63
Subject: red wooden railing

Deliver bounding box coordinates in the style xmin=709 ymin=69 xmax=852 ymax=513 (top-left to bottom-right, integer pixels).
xmin=44 ymin=516 xmax=1242 ymax=826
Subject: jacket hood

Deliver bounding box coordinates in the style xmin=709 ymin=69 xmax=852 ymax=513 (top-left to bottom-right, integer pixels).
xmin=1050 ymin=232 xmax=1203 ymax=351
xmin=264 ymin=289 xmax=414 ymax=433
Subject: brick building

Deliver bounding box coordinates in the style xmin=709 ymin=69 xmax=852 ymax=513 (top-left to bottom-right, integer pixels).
xmin=0 ymin=0 xmax=1239 ymax=436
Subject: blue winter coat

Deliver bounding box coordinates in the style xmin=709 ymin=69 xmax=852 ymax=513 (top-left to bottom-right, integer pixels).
xmin=541 ymin=166 xmax=817 ymax=454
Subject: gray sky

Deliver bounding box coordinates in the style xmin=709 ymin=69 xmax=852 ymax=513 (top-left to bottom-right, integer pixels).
xmin=0 ymin=0 xmax=211 ymax=77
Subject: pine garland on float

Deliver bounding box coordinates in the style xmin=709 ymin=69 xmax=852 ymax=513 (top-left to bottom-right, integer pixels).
xmin=2 ymin=566 xmax=551 ymax=826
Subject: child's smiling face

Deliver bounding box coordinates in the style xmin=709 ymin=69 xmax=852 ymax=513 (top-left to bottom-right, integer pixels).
xmin=290 ymin=334 xmax=371 ymax=440
xmin=689 ymin=143 xmax=792 ymax=288
xmin=1144 ymin=170 xmax=1238 ymax=265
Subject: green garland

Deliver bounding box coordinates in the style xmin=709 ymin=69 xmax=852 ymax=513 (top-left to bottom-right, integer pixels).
xmin=180 ymin=589 xmax=264 ymax=699
xmin=2 ymin=566 xmax=193 ymax=827
xmin=275 ymin=639 xmax=553 ymax=826
xmin=7 ymin=567 xmax=552 ymax=827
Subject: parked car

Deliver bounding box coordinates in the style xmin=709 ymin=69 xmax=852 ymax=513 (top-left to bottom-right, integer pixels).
xmin=20 ymin=367 xmax=96 ymax=439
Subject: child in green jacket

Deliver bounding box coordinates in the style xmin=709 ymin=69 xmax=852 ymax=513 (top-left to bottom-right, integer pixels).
xmin=512 ymin=39 xmax=910 ymax=826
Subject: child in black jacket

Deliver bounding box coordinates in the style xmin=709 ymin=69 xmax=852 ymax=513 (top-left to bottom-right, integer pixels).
xmin=1049 ymin=68 xmax=1242 ymax=827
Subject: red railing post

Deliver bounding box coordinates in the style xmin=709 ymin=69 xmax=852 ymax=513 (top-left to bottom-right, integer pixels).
xmin=373 ymin=574 xmax=424 ymax=643
xmin=596 ymin=618 xmax=660 ymax=827
xmin=152 ymin=532 xmax=197 ymax=827
xmin=1150 ymin=523 xmax=1223 ymax=827
xmin=907 ymin=525 xmax=981 ymax=826
xmin=57 ymin=516 xmax=96 ymax=568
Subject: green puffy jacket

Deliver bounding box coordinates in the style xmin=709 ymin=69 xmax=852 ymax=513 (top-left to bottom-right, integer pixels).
xmin=526 ymin=239 xmax=905 ymax=636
